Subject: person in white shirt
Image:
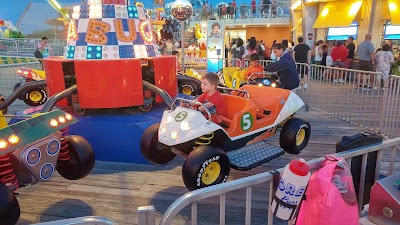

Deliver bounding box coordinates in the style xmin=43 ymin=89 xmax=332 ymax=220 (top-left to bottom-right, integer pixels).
xmin=188 ymin=42 xmax=199 ymax=51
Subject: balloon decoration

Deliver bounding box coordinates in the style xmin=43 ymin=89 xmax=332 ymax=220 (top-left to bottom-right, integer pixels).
xmin=171 ymin=0 xmax=193 ymax=22
xmin=195 ymin=23 xmax=203 ymax=39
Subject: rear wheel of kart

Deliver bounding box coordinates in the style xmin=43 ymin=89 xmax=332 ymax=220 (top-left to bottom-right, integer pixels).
xmin=0 ymin=94 xmax=7 ymax=115
xmin=179 ymin=81 xmax=198 ymax=96
xmin=140 ymin=123 xmax=176 ymax=165
xmin=13 ymin=83 xmax=22 ymax=100
xmin=57 ymin=135 xmax=95 ymax=180
xmin=0 ymin=182 xmax=20 ymax=225
xmin=280 ymin=118 xmax=311 ymax=154
xmin=22 ymin=87 xmax=47 ymax=106
xmin=182 ymin=145 xmax=230 ymax=191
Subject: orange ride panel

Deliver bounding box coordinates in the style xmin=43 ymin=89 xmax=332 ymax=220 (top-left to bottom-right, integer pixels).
xmin=74 ymin=59 xmax=143 ymax=108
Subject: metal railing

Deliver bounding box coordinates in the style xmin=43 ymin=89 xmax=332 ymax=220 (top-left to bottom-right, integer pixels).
xmin=380 ymin=75 xmax=400 ymax=139
xmin=0 ymin=38 xmax=66 ymax=56
xmin=137 ymin=137 xmax=399 ymax=225
xmin=295 ymin=64 xmax=400 ymax=139
xmin=33 ymin=216 xmax=118 ymax=225
xmin=167 ymin=3 xmax=290 ymax=22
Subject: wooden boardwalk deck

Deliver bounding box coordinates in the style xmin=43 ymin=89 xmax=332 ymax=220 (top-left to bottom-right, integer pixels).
xmin=14 ymin=107 xmax=399 ymax=225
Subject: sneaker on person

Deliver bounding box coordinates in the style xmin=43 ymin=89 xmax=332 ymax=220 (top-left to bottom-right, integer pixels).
xmin=338 ymin=78 xmax=346 ymax=83
xmin=333 ymin=79 xmax=339 ymax=83
xmin=361 ymin=85 xmax=372 ymax=90
xmin=304 ymin=83 xmax=309 ymax=90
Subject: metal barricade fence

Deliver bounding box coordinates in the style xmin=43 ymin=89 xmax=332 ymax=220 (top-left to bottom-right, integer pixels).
xmin=380 ymin=75 xmax=400 ymax=139
xmin=137 ymin=137 xmax=400 ymax=225
xmin=0 ymin=58 xmax=41 ymax=97
xmin=33 ymin=216 xmax=118 ymax=225
xmin=297 ymin=64 xmax=390 ymax=136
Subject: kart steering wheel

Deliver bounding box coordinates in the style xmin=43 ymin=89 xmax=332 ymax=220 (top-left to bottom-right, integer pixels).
xmin=247 ymin=72 xmax=267 ymax=83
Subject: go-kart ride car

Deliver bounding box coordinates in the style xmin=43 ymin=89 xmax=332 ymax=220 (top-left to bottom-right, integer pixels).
xmin=0 ymin=110 xmax=95 ymax=225
xmin=177 ymin=68 xmax=202 ymax=96
xmin=14 ymin=67 xmax=47 ymax=107
xmin=140 ymin=84 xmax=311 ymax=190
xmin=217 ymin=67 xmax=247 ymax=89
xmin=245 ymin=72 xmax=284 ymax=88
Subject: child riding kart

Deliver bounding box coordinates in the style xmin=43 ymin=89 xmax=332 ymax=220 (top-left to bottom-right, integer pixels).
xmin=140 ymin=79 xmax=310 ymax=190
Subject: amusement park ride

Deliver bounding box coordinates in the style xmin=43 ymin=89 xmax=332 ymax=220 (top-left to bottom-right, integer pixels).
xmin=0 ymin=0 xmax=312 ymax=224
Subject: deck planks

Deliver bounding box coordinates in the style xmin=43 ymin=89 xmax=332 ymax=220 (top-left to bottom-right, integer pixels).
xmin=13 ymin=107 xmax=399 ymax=225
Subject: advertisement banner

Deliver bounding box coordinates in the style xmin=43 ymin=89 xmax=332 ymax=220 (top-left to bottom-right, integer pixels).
xmin=206 ymin=20 xmax=225 ymax=72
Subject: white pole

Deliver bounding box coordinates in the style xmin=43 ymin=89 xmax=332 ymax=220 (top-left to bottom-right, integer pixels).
xmin=181 ymin=21 xmax=185 ymax=71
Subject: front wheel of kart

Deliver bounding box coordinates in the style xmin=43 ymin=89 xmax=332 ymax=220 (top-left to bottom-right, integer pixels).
xmin=56 ymin=135 xmax=95 ymax=180
xmin=140 ymin=123 xmax=176 ymax=165
xmin=13 ymin=83 xmax=22 ymax=100
xmin=139 ymin=102 xmax=153 ymax=112
xmin=179 ymin=81 xmax=198 ymax=96
xmin=22 ymin=87 xmax=47 ymax=106
xmin=279 ymin=118 xmax=311 ymax=154
xmin=74 ymin=107 xmax=86 ymax=116
xmin=0 ymin=94 xmax=7 ymax=115
xmin=0 ymin=182 xmax=20 ymax=225
xmin=182 ymin=145 xmax=230 ymax=191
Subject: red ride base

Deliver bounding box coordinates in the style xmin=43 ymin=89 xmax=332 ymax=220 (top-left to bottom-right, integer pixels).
xmin=44 ymin=56 xmax=177 ymax=109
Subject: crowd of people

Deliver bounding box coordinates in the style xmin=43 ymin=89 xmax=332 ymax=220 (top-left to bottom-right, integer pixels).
xmin=201 ymin=0 xmax=280 ymax=20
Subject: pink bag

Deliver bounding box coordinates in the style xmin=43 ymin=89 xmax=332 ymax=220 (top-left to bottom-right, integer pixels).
xmin=296 ymin=156 xmax=359 ymax=225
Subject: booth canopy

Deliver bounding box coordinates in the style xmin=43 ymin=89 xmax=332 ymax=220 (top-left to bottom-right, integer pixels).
xmin=313 ymin=0 xmax=363 ymax=28
xmin=388 ymin=0 xmax=400 ymax=25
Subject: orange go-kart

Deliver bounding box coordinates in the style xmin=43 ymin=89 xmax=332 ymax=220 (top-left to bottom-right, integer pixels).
xmin=140 ymin=84 xmax=311 ymax=190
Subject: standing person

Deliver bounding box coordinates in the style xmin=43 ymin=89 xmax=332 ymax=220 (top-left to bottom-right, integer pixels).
xmin=346 ymin=36 xmax=355 ymax=69
xmin=247 ymin=37 xmax=258 ymax=57
xmin=263 ymin=0 xmax=271 ymax=18
xmin=293 ymin=37 xmax=311 ymax=89
xmin=270 ymin=40 xmax=277 ymax=61
xmin=231 ymin=0 xmax=237 ymax=19
xmin=314 ymin=40 xmax=324 ymax=65
xmin=259 ymin=0 xmax=264 ymax=18
xmin=251 ymin=0 xmax=257 ymax=18
xmin=232 ymin=38 xmax=245 ymax=67
xmin=330 ymin=40 xmax=348 ymax=83
xmin=306 ymin=33 xmax=314 ymax=50
xmin=258 ymin=40 xmax=266 ymax=60
xmin=206 ymin=1 xmax=212 ymax=19
xmin=375 ymin=44 xmax=394 ymax=90
xmin=38 ymin=37 xmax=52 ymax=58
xmin=356 ymin=33 xmax=376 ymax=89
xmin=264 ymin=43 xmax=300 ymax=90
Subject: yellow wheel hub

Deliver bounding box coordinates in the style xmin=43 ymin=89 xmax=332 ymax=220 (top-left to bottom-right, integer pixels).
xmin=29 ymin=91 xmax=42 ymax=102
xmin=182 ymin=86 xmax=193 ymax=95
xmin=296 ymin=129 xmax=306 ymax=146
xmin=201 ymin=161 xmax=221 ymax=185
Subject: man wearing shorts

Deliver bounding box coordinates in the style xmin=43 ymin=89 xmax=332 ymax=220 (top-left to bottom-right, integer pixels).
xmin=356 ymin=33 xmax=375 ymax=89
xmin=293 ymin=37 xmax=310 ymax=89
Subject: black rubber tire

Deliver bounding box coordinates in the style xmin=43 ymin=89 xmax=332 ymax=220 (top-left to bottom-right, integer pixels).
xmin=12 ymin=83 xmax=22 ymax=100
xmin=182 ymin=145 xmax=230 ymax=191
xmin=279 ymin=118 xmax=311 ymax=154
xmin=0 ymin=94 xmax=7 ymax=115
xmin=56 ymin=135 xmax=95 ymax=180
xmin=22 ymin=87 xmax=47 ymax=106
xmin=140 ymin=123 xmax=176 ymax=165
xmin=74 ymin=107 xmax=86 ymax=116
xmin=179 ymin=81 xmax=198 ymax=96
xmin=0 ymin=182 xmax=20 ymax=225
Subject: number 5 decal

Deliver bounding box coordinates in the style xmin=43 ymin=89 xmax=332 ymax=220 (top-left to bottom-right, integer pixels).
xmin=241 ymin=112 xmax=253 ymax=131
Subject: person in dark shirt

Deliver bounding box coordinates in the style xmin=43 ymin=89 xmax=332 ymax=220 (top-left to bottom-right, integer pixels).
xmin=264 ymin=43 xmax=300 ymax=90
xmin=293 ymin=37 xmax=310 ymax=89
xmin=345 ymin=36 xmax=355 ymax=68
